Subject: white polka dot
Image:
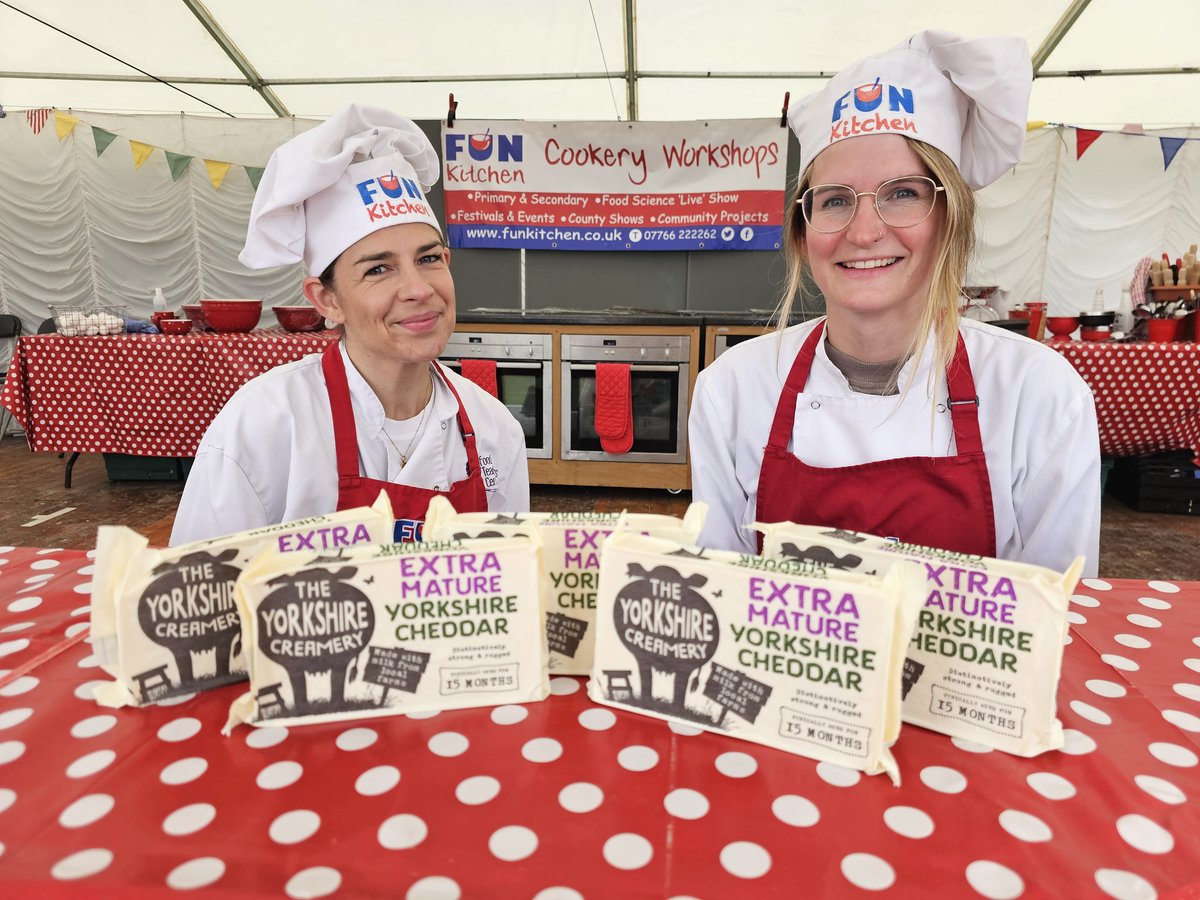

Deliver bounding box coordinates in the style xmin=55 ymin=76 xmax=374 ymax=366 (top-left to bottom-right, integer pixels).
xmin=1137 ymin=597 xmax=1172 ymax=611
xmin=840 ymin=852 xmax=895 ymax=891
xmin=965 ymin=860 xmax=1024 ymax=899
xmin=29 ymin=558 xmax=60 ymax=570
xmin=884 ymin=806 xmax=934 ymax=839
xmin=920 ymin=765 xmax=967 ymax=794
xmin=0 ymin=708 xmax=32 ymax=730
xmin=1070 ymin=701 xmax=1113 ymax=725
xmin=1116 ymin=814 xmax=1174 ymax=854
xmin=1082 ymin=578 xmax=1112 ymax=591
xmin=1148 ymin=742 xmax=1198 ymax=767
xmin=1094 ymin=868 xmax=1158 ymax=900
xmin=1067 ymin=610 xmax=1087 ymax=625
xmin=59 ymin=793 xmax=114 ymax=828
xmin=245 ymin=726 xmax=288 ymax=748
xmin=160 ymin=757 xmax=208 ymax=785
xmin=284 ymin=866 xmax=341 ymax=898
xmin=0 ymin=788 xmax=14 ymax=813
xmin=532 ymin=889 xmax=582 ymax=900
xmin=0 ymin=639 xmax=30 ymax=658
xmin=6 ymin=596 xmax=41 ymax=613
xmin=406 ymin=876 xmax=460 ymax=899
xmin=270 ymin=809 xmax=320 ymax=845
xmin=72 ymin=582 xmax=92 ymax=595
xmin=73 ymin=680 xmax=104 ymax=701
xmin=404 ymin=709 xmax=440 ymax=720
xmin=1146 ymin=581 xmax=1179 ymax=594
xmin=0 ymin=623 xmax=33 ymax=634
xmin=559 ymin=782 xmax=603 ymax=813
xmin=1061 ymin=729 xmax=1097 ymax=755
xmin=1071 ymin=594 xmax=1101 ymax=607
xmin=1163 ymin=709 xmax=1200 ymax=732
xmin=715 ymin=751 xmax=757 ymax=779
xmin=773 ymin=794 xmax=820 ymax=827
xmin=335 ymin=727 xmax=377 ymax=751
xmin=522 ymin=737 xmax=562 ymax=763
xmin=256 ymin=760 xmax=303 ymax=790
xmin=71 ymin=605 xmax=90 ymax=617
xmin=999 ymin=809 xmax=1052 ymax=842
xmin=429 ymin=732 xmax=469 ymax=757
xmin=663 ymin=788 xmax=709 ymax=819
xmin=166 ymin=856 xmax=225 ymax=890
xmin=1114 ymin=634 xmax=1152 ymax=650
xmin=156 ymin=691 xmax=195 ymax=707
xmin=0 ymin=675 xmax=37 ymax=697
xmin=24 ymin=573 xmax=53 ymax=584
xmin=667 ymin=720 xmax=703 ymax=736
xmin=163 ymin=803 xmax=217 ymax=836
xmin=603 ymin=833 xmax=653 ymax=870
xmin=51 ymin=848 xmax=113 ymax=880
xmin=617 ymin=745 xmax=658 ymax=771
xmin=67 ymin=749 xmax=116 ymax=779
xmin=489 ymin=825 xmax=538 ymax=862
xmin=356 ymin=766 xmax=400 ymax=796
xmin=1102 ymin=654 xmax=1139 ymax=672
xmin=578 ymin=708 xmax=616 ymax=731
xmin=1127 ymin=614 xmax=1162 ymax=629
xmin=71 ymin=715 xmax=117 ymax=738
xmin=1087 ymin=679 xmax=1127 ymax=699
xmin=1134 ymin=774 xmax=1186 ymax=805
xmin=720 ymin=841 xmax=771 ymax=879
xmin=1026 ymin=772 xmax=1076 ymax=800
xmin=1174 ymin=682 xmax=1200 ymax=702
xmin=1187 ymin=658 xmax=1200 ymax=674
xmin=490 ymin=705 xmax=528 ymax=725
xmin=64 ymin=622 xmax=88 ymax=639
xmin=157 ymin=717 xmax=202 ymax=742
xmin=815 ymin=760 xmax=861 ymax=787
xmin=456 ymin=775 xmax=500 ymax=805
xmin=0 ymin=741 xmax=24 ymax=765
xmin=550 ymin=677 xmax=580 ymax=695
xmin=378 ymin=813 xmax=427 ymax=850
xmin=951 ymin=737 xmax=994 ymax=754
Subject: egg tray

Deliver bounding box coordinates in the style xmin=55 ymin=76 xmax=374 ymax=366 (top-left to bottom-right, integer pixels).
xmin=47 ymin=304 xmax=129 ymax=336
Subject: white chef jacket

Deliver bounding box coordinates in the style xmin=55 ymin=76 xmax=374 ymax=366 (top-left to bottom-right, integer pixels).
xmin=689 ymin=317 xmax=1101 ymax=576
xmin=170 ymin=343 xmax=530 ymax=545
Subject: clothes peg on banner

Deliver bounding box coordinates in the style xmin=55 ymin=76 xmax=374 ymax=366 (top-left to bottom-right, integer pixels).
xmin=780 ymin=92 xmax=790 ymax=128
xmin=447 ymin=93 xmax=458 ymax=128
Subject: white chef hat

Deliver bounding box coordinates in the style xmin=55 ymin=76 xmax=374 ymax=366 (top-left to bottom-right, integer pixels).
xmin=240 ymin=104 xmax=442 ymax=276
xmin=787 ymin=30 xmax=1032 ymax=190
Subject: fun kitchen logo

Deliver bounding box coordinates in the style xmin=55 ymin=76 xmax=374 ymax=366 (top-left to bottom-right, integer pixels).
xmin=444 ymin=131 xmax=525 ymax=163
xmin=355 ymin=171 xmax=432 ymax=223
xmin=830 ymin=78 xmax=917 ymax=141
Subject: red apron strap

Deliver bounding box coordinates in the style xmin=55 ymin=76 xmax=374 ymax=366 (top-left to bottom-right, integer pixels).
xmin=320 ymin=342 xmax=364 ymax=498
xmin=944 ymin=334 xmax=984 ymax=457
xmin=431 ymin=361 xmax=482 ymax=479
xmin=766 ymin=320 xmax=825 ymax=451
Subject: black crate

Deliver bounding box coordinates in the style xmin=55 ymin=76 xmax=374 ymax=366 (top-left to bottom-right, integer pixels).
xmin=103 ymin=454 xmax=191 ymax=482
xmin=1107 ymin=451 xmax=1200 ymax=516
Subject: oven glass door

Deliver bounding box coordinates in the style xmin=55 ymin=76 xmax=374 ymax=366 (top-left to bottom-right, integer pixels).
xmin=442 ymin=361 xmax=547 ymax=454
xmin=567 ymin=364 xmax=680 ymax=454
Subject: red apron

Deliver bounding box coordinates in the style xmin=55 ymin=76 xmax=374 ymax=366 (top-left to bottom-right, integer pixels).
xmin=322 ymin=342 xmax=488 ymax=540
xmin=755 ymin=320 xmax=997 ymax=556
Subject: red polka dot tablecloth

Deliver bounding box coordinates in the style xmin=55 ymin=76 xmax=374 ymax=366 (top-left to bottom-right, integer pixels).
xmin=1053 ymin=341 xmax=1200 ymax=462
xmin=0 ymin=331 xmax=337 ymax=456
xmin=1 ymin=551 xmax=1198 ymax=897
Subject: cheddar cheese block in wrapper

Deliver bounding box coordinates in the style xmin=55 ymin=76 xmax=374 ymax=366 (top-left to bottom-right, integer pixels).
xmin=424 ymin=497 xmax=707 ymax=675
xmin=589 ymin=532 xmax=924 ymax=784
xmin=756 ymin=522 xmax=1083 ymax=756
xmin=224 ymin=533 xmax=549 ymax=731
xmin=89 ymin=493 xmax=394 ymax=708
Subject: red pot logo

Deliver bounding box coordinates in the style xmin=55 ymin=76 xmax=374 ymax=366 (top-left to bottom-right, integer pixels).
xmin=469 ymin=132 xmax=492 ymax=154
xmin=378 ymin=171 xmax=400 ymax=192
xmin=855 ymin=78 xmax=882 ymax=106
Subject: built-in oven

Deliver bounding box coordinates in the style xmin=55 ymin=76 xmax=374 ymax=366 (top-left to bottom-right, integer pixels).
xmin=440 ymin=331 xmax=553 ymax=459
xmin=560 ymin=333 xmax=690 ymax=464
xmin=712 ymin=329 xmax=763 ymax=360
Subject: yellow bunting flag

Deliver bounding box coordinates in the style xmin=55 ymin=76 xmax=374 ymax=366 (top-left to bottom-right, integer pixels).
xmin=130 ymin=141 xmax=155 ymax=170
xmin=204 ymin=159 xmax=232 ymax=191
xmin=54 ymin=110 xmax=80 ymax=141
xmin=1026 ymin=120 xmax=1048 ymax=131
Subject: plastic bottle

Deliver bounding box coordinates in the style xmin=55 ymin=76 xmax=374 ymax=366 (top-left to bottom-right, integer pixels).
xmin=1114 ymin=283 xmax=1134 ymax=333
xmin=1091 ymin=285 xmax=1105 ymax=313
xmin=153 ymin=287 xmax=167 ymax=311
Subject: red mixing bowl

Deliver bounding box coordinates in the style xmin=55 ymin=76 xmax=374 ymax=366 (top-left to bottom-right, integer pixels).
xmin=273 ymin=305 xmax=326 ymax=332
xmin=181 ymin=303 xmax=209 ymax=331
xmin=159 ymin=318 xmax=193 ymax=335
xmin=200 ymin=299 xmax=262 ymax=333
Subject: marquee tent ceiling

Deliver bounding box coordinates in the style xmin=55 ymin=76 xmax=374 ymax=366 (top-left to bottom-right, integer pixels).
xmin=1 ymin=0 xmax=1199 ymax=127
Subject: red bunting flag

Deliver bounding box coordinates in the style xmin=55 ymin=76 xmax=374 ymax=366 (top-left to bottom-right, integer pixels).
xmin=1076 ymin=128 xmax=1102 ymax=160
xmin=25 ymin=108 xmax=51 ymax=135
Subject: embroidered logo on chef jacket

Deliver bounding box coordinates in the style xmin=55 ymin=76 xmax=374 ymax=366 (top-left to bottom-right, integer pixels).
xmin=480 ymin=454 xmax=500 ymax=492
xmin=829 ymin=78 xmax=917 ymax=142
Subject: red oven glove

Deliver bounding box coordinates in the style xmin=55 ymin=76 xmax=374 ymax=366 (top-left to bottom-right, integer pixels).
xmin=458 ymin=359 xmax=499 ymax=399
xmin=594 ymin=362 xmax=634 ymax=454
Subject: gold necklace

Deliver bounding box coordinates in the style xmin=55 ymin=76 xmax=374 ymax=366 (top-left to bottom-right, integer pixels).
xmin=383 ymin=376 xmax=434 ymax=468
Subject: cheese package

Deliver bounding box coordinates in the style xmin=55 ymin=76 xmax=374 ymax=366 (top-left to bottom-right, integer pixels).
xmin=757 ymin=522 xmax=1083 ymax=756
xmin=423 ymin=497 xmax=707 ymax=675
xmin=589 ymin=531 xmax=924 ymax=784
xmin=223 ymin=533 xmax=549 ymax=731
xmin=89 ymin=493 xmax=394 ymax=708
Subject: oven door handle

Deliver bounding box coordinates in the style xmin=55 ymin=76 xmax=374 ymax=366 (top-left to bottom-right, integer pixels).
xmin=568 ymin=363 xmax=680 ymax=373
xmin=445 ymin=360 xmax=546 ymax=370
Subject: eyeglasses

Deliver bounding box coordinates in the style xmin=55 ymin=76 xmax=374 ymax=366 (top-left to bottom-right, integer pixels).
xmin=799 ymin=175 xmax=945 ymax=234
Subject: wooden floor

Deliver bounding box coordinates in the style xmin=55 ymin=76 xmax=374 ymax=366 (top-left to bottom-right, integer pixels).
xmin=1 ymin=438 xmax=1197 ymax=580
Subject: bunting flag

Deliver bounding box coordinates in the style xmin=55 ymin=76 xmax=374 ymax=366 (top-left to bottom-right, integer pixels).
xmin=129 ymin=140 xmax=154 ymax=170
xmin=54 ymin=110 xmax=80 ymax=141
xmin=245 ymin=165 xmax=265 ymax=190
xmin=92 ymin=127 xmax=118 ymax=157
xmin=204 ymin=159 xmax=232 ymax=191
xmin=1076 ymin=128 xmax=1103 ymax=160
xmin=1160 ymin=137 xmax=1186 ymax=171
xmin=25 ymin=108 xmax=51 ymax=135
xmin=166 ymin=151 xmax=192 ymax=181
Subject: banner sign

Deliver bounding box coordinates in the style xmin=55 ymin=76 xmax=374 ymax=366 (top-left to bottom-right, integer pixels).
xmin=440 ymin=119 xmax=786 ymax=252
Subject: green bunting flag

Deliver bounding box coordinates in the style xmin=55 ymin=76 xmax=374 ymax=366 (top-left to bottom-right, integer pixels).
xmin=92 ymin=127 xmax=118 ymax=157
xmin=166 ymin=151 xmax=193 ymax=181
xmin=245 ymin=166 xmax=265 ymax=190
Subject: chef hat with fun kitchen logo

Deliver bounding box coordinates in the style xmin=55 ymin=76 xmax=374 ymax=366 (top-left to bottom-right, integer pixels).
xmin=787 ymin=30 xmax=1032 ymax=190
xmin=240 ymin=104 xmax=442 ymax=276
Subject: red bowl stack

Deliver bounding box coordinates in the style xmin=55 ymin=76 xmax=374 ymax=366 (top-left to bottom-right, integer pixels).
xmin=199 ymin=299 xmax=262 ymax=333
xmin=181 ymin=304 xmax=209 ymax=331
xmin=273 ymin=305 xmax=326 ymax=332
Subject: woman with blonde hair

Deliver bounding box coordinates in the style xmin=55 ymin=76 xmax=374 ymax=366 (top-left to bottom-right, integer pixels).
xmin=689 ymin=31 xmax=1100 ymax=575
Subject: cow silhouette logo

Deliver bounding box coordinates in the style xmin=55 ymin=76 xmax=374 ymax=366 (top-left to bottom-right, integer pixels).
xmin=137 ymin=549 xmax=245 ymax=699
xmin=488 ymin=514 xmax=527 ymax=525
xmin=819 ymin=528 xmax=866 ymax=544
xmin=779 ymin=542 xmax=863 ymax=571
